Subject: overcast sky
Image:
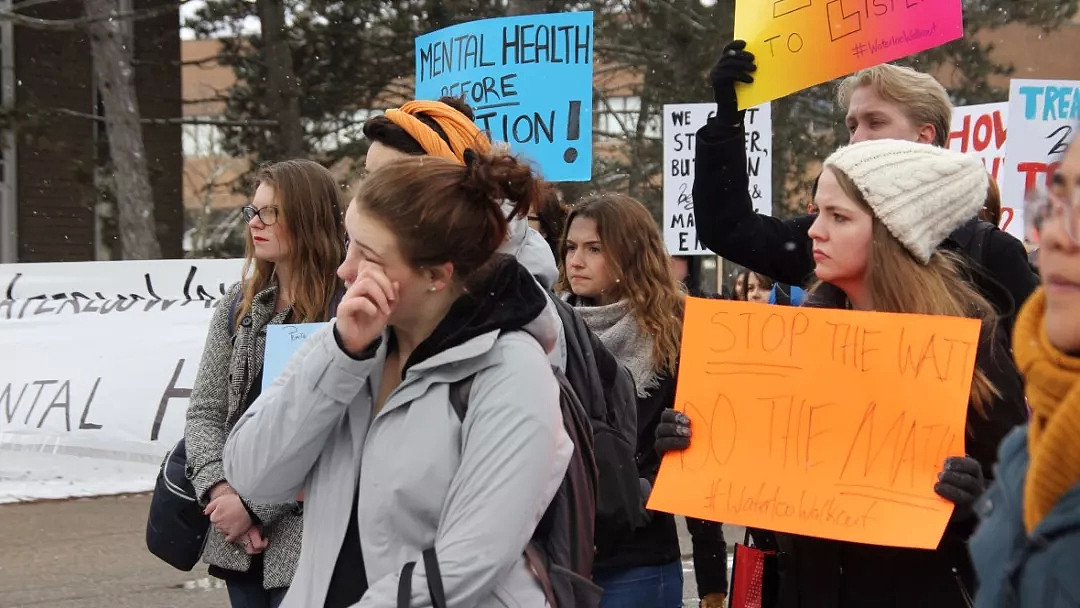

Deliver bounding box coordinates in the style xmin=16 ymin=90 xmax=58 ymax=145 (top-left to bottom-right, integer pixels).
xmin=180 ymin=0 xmax=261 ymax=40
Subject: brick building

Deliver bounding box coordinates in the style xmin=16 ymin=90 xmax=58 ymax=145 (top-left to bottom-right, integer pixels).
xmin=0 ymin=0 xmax=182 ymax=263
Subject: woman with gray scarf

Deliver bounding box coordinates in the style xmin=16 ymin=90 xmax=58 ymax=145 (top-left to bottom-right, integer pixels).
xmin=557 ymin=193 xmax=696 ymax=608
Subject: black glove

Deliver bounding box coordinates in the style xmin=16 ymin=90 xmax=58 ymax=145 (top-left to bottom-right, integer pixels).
xmin=708 ymin=40 xmax=757 ymax=129
xmin=656 ymin=408 xmax=692 ymax=455
xmin=934 ymin=456 xmax=986 ymax=520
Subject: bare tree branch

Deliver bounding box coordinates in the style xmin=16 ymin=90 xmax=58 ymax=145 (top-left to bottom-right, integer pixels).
xmin=650 ymin=0 xmax=708 ymax=31
xmin=595 ymin=43 xmax=654 ymax=58
xmin=51 ymin=107 xmax=278 ymax=127
xmin=133 ymin=54 xmax=224 ymax=68
xmin=0 ymin=0 xmax=189 ymax=32
xmin=10 ymin=0 xmax=66 ymax=12
xmin=182 ymin=95 xmax=231 ymax=106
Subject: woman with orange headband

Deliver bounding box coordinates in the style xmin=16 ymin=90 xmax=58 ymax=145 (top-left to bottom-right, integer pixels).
xmin=363 ymin=96 xmax=562 ymax=304
xmin=363 ymin=97 xmax=490 ymax=170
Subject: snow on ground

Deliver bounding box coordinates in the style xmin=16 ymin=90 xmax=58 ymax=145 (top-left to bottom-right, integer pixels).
xmin=0 ymin=450 xmax=159 ymax=504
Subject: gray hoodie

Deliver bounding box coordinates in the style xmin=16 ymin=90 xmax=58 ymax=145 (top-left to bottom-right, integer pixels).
xmin=498 ymin=213 xmax=568 ymax=371
xmin=223 ymin=263 xmax=572 ymax=608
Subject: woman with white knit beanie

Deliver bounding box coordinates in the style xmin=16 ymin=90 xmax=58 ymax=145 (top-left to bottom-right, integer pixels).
xmin=657 ymin=139 xmax=1032 ymax=607
xmin=776 ymin=139 xmax=1029 ymax=607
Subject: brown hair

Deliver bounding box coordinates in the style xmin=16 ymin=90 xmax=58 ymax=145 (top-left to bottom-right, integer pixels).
xmin=238 ymin=159 xmax=345 ymax=325
xmin=556 ymin=194 xmax=686 ymax=374
xmin=748 ymin=272 xmax=775 ymax=292
xmin=533 ymin=182 xmax=569 ymax=255
xmin=353 ymin=150 xmax=537 ymax=282
xmin=811 ymin=169 xmax=999 ymax=415
xmin=980 ymin=178 xmax=1002 ymax=226
xmin=837 ymin=64 xmax=953 ymax=148
xmin=363 ymin=96 xmax=475 ymax=156
xmin=733 ymin=270 xmax=750 ymax=301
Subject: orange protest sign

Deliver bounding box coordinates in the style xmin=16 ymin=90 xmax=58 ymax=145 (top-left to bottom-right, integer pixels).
xmin=647 ymin=298 xmax=980 ymax=549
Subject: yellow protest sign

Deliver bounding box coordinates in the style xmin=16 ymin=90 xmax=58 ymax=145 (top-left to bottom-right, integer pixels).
xmin=647 ymin=298 xmax=979 ymax=549
xmin=734 ymin=0 xmax=964 ymax=109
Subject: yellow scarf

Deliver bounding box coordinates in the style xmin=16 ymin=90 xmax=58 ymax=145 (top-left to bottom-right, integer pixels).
xmin=1013 ymin=288 xmax=1080 ymax=533
xmin=383 ymin=101 xmax=491 ymax=164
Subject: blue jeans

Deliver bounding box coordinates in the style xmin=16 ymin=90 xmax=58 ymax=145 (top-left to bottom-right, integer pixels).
xmin=226 ymin=581 xmax=288 ymax=608
xmin=594 ymin=561 xmax=683 ymax=608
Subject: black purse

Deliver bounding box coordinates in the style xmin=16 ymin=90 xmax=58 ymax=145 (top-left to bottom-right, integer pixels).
xmin=145 ymin=438 xmax=211 ymax=570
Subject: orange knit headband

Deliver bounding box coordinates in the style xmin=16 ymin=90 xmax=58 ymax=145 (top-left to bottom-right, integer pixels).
xmin=383 ymin=101 xmax=491 ymax=164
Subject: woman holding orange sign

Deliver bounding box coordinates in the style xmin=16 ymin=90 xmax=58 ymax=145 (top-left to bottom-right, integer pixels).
xmin=658 ymin=140 xmax=1027 ymax=607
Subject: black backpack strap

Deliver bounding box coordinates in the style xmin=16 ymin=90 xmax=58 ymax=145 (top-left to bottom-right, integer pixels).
xmin=397 ymin=561 xmax=416 ymax=608
xmin=448 ymin=376 xmax=475 ymax=422
xmin=423 ymin=547 xmax=448 ymax=608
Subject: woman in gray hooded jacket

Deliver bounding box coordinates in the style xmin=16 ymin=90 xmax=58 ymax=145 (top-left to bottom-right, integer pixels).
xmin=223 ymin=149 xmax=571 ymax=608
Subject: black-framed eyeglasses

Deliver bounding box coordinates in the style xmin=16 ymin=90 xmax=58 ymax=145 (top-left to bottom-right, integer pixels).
xmin=242 ymin=204 xmax=280 ymax=226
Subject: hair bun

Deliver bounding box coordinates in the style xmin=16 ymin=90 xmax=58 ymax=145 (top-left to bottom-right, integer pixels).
xmin=456 ymin=149 xmax=538 ymax=230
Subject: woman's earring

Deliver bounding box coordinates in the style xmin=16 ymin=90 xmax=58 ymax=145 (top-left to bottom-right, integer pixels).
xmin=428 ymin=285 xmax=437 ymax=293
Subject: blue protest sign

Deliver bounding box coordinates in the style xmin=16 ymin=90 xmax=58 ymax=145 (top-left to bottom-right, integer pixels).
xmin=415 ymin=11 xmax=594 ymax=182
xmin=262 ymin=323 xmax=326 ymax=391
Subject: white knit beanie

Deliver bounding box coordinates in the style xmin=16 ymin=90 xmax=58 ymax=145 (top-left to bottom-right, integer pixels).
xmin=823 ymin=139 xmax=988 ymax=264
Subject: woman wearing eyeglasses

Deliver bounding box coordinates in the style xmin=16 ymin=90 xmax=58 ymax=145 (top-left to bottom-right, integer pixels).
xmin=969 ymin=136 xmax=1080 ymax=608
xmin=184 ymin=159 xmax=345 ymax=608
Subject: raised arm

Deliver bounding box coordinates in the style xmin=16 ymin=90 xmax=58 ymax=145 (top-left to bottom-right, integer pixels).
xmin=692 ymin=40 xmax=816 ymax=286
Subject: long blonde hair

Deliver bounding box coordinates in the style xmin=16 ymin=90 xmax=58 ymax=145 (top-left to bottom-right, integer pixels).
xmin=237 ymin=160 xmax=345 ymax=325
xmin=810 ymin=169 xmax=999 ymax=415
xmin=556 ymin=194 xmax=685 ymax=374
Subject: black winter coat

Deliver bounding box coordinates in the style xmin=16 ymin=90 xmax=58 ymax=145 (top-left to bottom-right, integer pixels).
xmin=751 ymin=290 xmax=1029 ymax=607
xmin=551 ymin=292 xmax=646 ymax=557
xmin=593 ymin=368 xmax=729 ymax=598
xmin=595 ymin=372 xmax=683 ymax=571
xmin=690 ymin=120 xmax=1040 ymax=339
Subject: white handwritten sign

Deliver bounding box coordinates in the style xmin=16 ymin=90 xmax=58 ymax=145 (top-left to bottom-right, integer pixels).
xmin=1003 ymin=79 xmax=1079 ymax=242
xmin=948 ymin=102 xmax=1013 ymax=233
xmin=663 ymin=103 xmax=772 ymax=255
xmin=1 ymin=259 xmax=243 ymax=501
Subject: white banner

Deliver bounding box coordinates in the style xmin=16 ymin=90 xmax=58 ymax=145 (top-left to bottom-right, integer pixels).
xmin=948 ymin=102 xmax=1013 ymax=233
xmin=663 ymin=103 xmax=772 ymax=255
xmin=1 ymin=259 xmax=243 ymax=502
xmin=1003 ymin=79 xmax=1079 ymax=242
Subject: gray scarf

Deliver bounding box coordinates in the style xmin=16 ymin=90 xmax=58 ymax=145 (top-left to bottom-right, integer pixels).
xmin=566 ymin=297 xmax=659 ymax=397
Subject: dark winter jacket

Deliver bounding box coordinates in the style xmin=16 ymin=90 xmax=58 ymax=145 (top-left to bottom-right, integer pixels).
xmin=762 ymin=295 xmax=1028 ymax=607
xmin=687 ymin=518 xmax=729 ymax=598
xmin=969 ymin=427 xmax=1080 ymax=608
xmin=594 ymin=372 xmax=683 ymax=571
xmin=691 ymin=119 xmax=1039 ymax=339
xmin=589 ymin=365 xmax=728 ymax=597
xmin=549 ymin=292 xmax=644 ymax=557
